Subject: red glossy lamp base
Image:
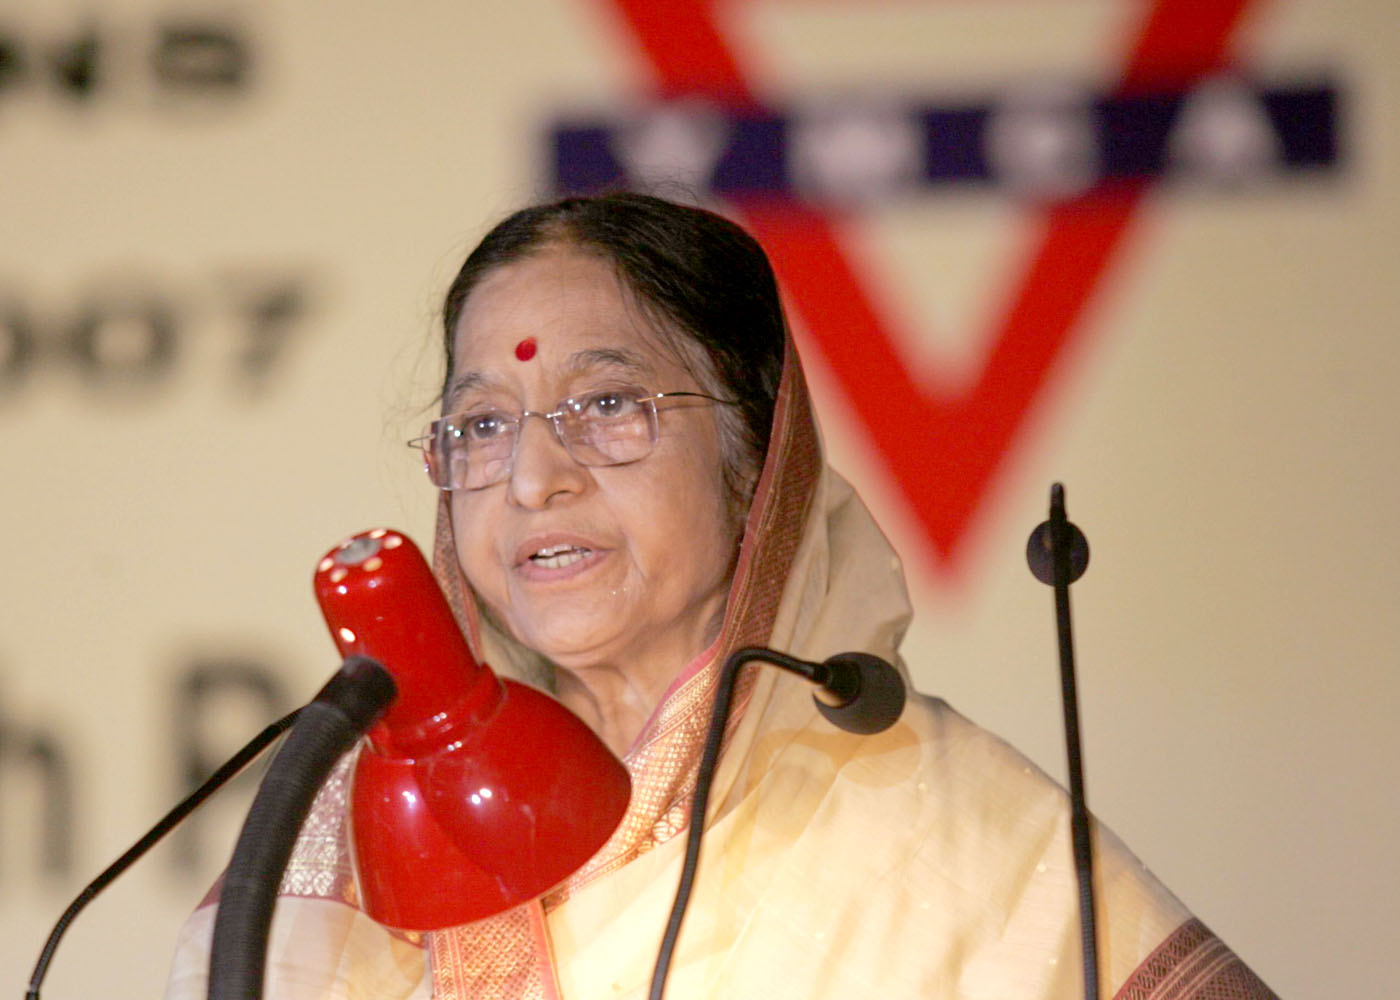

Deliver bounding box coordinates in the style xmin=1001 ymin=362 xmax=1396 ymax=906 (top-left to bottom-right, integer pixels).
xmin=314 ymin=528 xmax=632 ymax=931
xmin=352 ymin=676 xmax=631 ymax=930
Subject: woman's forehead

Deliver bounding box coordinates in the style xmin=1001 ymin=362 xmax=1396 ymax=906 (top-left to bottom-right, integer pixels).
xmin=449 ymin=250 xmax=689 ymax=396
xmin=444 ymin=345 xmax=662 ymax=405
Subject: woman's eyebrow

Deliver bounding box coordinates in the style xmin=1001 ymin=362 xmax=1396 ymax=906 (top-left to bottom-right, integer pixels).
xmin=562 ymin=346 xmax=655 ymax=379
xmin=443 ymin=369 xmax=505 ymax=407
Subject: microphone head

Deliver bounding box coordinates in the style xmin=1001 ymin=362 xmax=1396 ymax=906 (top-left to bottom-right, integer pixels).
xmin=1025 ymin=518 xmax=1090 ymax=585
xmin=814 ymin=652 xmax=907 ymax=734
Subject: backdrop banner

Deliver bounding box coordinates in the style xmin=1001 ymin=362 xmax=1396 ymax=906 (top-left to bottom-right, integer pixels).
xmin=2 ymin=3 xmax=1394 ymax=998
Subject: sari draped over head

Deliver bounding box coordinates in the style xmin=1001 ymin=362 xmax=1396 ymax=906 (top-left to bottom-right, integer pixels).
xmin=166 ymin=338 xmax=1277 ymax=1000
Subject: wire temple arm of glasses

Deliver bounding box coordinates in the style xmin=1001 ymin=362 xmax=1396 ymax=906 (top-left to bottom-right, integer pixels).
xmin=651 ymin=391 xmax=740 ymax=406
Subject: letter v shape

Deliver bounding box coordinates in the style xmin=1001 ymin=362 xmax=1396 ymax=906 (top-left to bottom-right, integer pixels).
xmin=601 ymin=0 xmax=1263 ymax=575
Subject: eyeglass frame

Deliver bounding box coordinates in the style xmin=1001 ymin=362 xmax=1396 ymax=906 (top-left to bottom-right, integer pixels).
xmin=408 ymin=388 xmax=736 ymax=491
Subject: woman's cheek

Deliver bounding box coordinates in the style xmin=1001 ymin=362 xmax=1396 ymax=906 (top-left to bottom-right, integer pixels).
xmin=452 ymin=497 xmax=499 ymax=594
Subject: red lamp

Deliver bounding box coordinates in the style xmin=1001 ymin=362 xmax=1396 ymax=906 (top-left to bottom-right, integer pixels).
xmin=313 ymin=529 xmax=631 ymax=931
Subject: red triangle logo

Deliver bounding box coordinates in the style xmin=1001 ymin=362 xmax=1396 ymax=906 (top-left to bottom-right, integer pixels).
xmin=603 ymin=0 xmax=1263 ymax=574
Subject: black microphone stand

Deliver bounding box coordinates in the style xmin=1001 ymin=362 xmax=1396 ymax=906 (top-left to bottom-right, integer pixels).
xmin=25 ymin=709 xmax=302 ymax=1000
xmin=648 ymin=646 xmax=905 ymax=1000
xmin=207 ymin=656 xmax=394 ymax=1000
xmin=1027 ymin=482 xmax=1099 ymax=1000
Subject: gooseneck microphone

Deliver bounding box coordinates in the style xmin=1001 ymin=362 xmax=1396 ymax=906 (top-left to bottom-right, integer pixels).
xmin=745 ymin=647 xmax=907 ymax=735
xmin=26 ymin=711 xmax=302 ymax=1000
xmin=1027 ymin=483 xmax=1100 ymax=1000
xmin=648 ymin=646 xmax=906 ymax=1000
xmin=208 ymin=657 xmax=396 ymax=1000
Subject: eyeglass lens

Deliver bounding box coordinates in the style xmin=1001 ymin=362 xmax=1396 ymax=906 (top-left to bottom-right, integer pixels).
xmin=427 ymin=389 xmax=661 ymax=490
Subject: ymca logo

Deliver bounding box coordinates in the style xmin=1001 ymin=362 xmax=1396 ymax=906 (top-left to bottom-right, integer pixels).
xmin=547 ymin=0 xmax=1338 ymax=574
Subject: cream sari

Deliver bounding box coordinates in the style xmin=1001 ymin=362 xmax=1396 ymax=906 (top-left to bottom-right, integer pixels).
xmin=166 ymin=341 xmax=1275 ymax=1000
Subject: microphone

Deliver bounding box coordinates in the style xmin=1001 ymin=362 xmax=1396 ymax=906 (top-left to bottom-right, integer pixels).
xmin=1026 ymin=498 xmax=1090 ymax=585
xmin=733 ymin=649 xmax=905 ymax=734
xmin=1026 ymin=483 xmax=1101 ymax=1000
xmin=648 ymin=645 xmax=905 ymax=1000
xmin=26 ymin=716 xmax=302 ymax=1000
xmin=209 ymin=657 xmax=396 ymax=1000
xmin=805 ymin=651 xmax=908 ymax=734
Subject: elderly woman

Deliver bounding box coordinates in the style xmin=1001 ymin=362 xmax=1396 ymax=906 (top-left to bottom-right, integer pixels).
xmin=166 ymin=194 xmax=1273 ymax=999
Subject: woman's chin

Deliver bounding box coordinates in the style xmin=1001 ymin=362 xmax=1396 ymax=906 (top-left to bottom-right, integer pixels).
xmin=535 ymin=643 xmax=638 ymax=678
xmin=505 ymin=614 xmax=626 ymax=669
xmin=498 ymin=578 xmax=641 ymax=659
xmin=491 ymin=581 xmax=727 ymax=674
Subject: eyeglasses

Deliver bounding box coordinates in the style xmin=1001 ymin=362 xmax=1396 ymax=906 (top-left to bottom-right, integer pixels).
xmin=410 ymin=387 xmax=734 ymax=491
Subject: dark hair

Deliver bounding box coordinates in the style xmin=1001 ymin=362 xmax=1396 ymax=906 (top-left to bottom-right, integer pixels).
xmin=442 ymin=192 xmax=786 ymax=513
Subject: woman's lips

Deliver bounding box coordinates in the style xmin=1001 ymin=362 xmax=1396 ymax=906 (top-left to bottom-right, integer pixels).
xmin=531 ymin=544 xmax=592 ymax=570
xmin=513 ymin=534 xmax=609 ymax=581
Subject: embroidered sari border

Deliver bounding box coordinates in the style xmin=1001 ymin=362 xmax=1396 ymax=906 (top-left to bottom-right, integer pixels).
xmin=1113 ymin=918 xmax=1278 ymax=1000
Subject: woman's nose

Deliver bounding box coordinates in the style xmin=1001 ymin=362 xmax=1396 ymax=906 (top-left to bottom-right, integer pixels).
xmin=506 ymin=414 xmax=590 ymax=508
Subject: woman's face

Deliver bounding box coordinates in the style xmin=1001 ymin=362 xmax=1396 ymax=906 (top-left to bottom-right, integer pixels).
xmin=447 ymin=246 xmax=737 ymax=674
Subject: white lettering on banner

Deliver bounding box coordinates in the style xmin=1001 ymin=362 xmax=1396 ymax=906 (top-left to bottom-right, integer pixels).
xmin=1169 ymin=78 xmax=1283 ymax=183
xmin=0 ymin=272 xmax=314 ymax=401
xmin=789 ymin=101 xmax=924 ymax=204
xmin=613 ymin=100 xmax=732 ymax=192
xmin=555 ymin=77 xmax=1335 ymax=205
xmin=985 ymin=83 xmax=1101 ymax=202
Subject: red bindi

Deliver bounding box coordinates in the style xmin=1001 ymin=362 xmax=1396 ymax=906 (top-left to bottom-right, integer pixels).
xmin=514 ymin=337 xmax=537 ymax=362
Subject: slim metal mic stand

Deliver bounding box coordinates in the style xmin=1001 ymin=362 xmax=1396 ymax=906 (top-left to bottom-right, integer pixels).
xmin=26 ymin=709 xmax=301 ymax=1000
xmin=1026 ymin=482 xmax=1099 ymax=1000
